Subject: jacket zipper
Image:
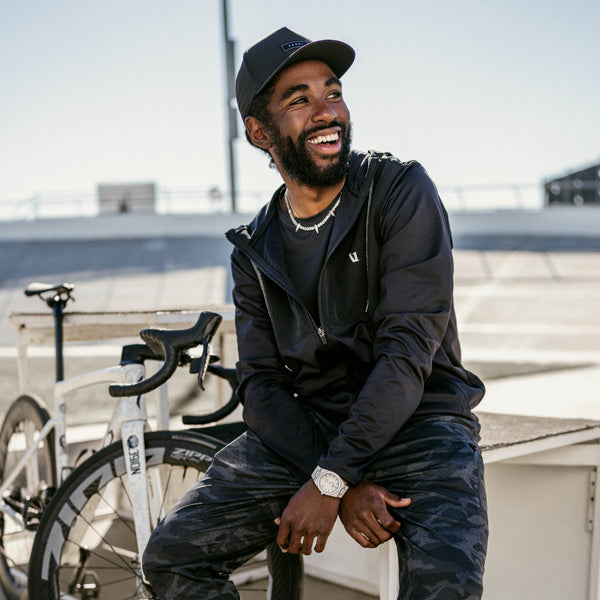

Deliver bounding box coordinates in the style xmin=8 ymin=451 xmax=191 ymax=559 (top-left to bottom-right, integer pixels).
xmin=364 ymin=177 xmax=375 ymax=314
xmin=227 ymin=153 xmax=384 ymax=347
xmin=316 ymin=154 xmax=380 ymax=322
xmin=228 ymin=232 xmax=329 ymax=345
xmin=253 ymin=257 xmax=328 ymax=345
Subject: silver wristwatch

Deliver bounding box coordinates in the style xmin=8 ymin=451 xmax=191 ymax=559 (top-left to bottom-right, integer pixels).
xmin=311 ymin=466 xmax=349 ymax=498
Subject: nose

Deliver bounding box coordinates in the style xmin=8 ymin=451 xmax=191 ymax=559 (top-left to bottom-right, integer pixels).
xmin=311 ymin=97 xmax=338 ymax=124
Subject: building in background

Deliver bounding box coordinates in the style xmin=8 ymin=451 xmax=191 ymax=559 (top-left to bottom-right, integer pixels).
xmin=98 ymin=182 xmax=157 ymax=214
xmin=545 ymin=162 xmax=600 ymax=206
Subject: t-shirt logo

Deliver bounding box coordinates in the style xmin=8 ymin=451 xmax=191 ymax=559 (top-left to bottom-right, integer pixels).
xmin=280 ymin=40 xmax=308 ymax=52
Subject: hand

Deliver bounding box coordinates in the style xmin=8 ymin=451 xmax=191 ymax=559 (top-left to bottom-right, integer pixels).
xmin=339 ymin=480 xmax=411 ymax=548
xmin=275 ymin=480 xmax=340 ymax=555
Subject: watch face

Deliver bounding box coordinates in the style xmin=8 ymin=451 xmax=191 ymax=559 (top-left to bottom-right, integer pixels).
xmin=319 ymin=472 xmax=341 ymax=494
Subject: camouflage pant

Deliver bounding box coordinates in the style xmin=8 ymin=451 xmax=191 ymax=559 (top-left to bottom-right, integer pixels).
xmin=143 ymin=415 xmax=488 ymax=600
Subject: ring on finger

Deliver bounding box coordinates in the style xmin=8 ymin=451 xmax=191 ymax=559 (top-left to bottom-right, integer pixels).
xmin=359 ymin=531 xmax=371 ymax=542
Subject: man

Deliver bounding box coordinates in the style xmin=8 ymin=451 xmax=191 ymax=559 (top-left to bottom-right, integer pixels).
xmin=143 ymin=27 xmax=488 ymax=599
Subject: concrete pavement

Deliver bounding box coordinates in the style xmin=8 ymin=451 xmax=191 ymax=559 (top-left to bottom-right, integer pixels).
xmin=1 ymin=244 xmax=599 ymax=416
xmin=1 ymin=209 xmax=600 ymax=599
xmin=2 ymin=222 xmax=600 ymax=427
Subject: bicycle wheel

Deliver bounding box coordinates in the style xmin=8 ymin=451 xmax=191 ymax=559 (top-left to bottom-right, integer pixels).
xmin=0 ymin=394 xmax=56 ymax=600
xmin=28 ymin=430 xmax=221 ymax=599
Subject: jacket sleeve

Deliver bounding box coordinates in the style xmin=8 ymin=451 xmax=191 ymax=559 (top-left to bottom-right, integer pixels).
xmin=230 ymin=247 xmax=329 ymax=482
xmin=318 ymin=164 xmax=456 ymax=484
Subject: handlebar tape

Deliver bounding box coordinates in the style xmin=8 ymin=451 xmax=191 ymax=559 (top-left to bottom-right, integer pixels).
xmin=108 ymin=311 xmax=222 ymax=397
xmin=181 ymin=364 xmax=240 ymax=425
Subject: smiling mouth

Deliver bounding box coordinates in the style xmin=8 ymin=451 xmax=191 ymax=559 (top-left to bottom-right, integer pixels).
xmin=307 ymin=132 xmax=340 ymax=145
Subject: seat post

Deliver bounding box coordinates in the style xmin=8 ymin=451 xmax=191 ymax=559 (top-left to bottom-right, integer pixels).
xmin=51 ymin=296 xmax=66 ymax=382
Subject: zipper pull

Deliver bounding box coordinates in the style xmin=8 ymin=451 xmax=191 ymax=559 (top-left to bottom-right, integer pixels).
xmin=317 ymin=327 xmax=327 ymax=344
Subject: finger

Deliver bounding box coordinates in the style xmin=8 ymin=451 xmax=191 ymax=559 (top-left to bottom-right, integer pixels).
xmin=376 ymin=493 xmax=411 ymax=534
xmin=300 ymin=536 xmax=315 ymax=556
xmin=373 ymin=510 xmax=402 ymax=535
xmin=314 ymin=533 xmax=328 ymax=553
xmin=274 ymin=517 xmax=286 ymax=551
xmin=362 ymin=502 xmax=404 ymax=543
xmin=354 ymin=527 xmax=377 ymax=548
xmin=276 ymin=521 xmax=290 ymax=551
xmin=363 ymin=516 xmax=395 ymax=545
xmin=286 ymin=531 xmax=305 ymax=555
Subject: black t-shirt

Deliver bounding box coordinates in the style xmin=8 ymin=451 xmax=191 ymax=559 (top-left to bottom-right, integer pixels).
xmin=277 ymin=191 xmax=340 ymax=323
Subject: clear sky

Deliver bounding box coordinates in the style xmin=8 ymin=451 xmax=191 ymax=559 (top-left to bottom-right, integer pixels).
xmin=1 ymin=0 xmax=599 ymax=213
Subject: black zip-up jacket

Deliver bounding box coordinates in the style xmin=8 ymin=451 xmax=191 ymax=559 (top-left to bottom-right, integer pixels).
xmin=226 ymin=150 xmax=485 ymax=485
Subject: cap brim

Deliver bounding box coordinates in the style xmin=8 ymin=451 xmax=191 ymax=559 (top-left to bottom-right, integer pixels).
xmin=257 ymin=39 xmax=355 ymax=98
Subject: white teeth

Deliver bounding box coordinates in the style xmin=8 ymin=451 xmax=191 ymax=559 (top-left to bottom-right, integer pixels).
xmin=308 ymin=132 xmax=339 ymax=145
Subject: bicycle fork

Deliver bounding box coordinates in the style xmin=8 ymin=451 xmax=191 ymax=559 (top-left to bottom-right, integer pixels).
xmin=117 ymin=395 xmax=163 ymax=586
xmin=120 ymin=411 xmax=152 ymax=566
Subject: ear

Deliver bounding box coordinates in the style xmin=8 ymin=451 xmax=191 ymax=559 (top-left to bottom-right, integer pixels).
xmin=245 ymin=116 xmax=272 ymax=150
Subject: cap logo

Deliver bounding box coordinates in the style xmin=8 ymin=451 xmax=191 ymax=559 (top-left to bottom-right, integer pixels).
xmin=280 ymin=40 xmax=308 ymax=52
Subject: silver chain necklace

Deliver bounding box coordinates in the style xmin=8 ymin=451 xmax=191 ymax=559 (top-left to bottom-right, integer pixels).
xmin=284 ymin=189 xmax=342 ymax=234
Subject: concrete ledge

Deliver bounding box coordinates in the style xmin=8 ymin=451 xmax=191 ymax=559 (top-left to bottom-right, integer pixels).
xmin=449 ymin=206 xmax=600 ymax=238
xmin=1 ymin=206 xmax=599 ymax=242
xmin=0 ymin=213 xmax=255 ymax=241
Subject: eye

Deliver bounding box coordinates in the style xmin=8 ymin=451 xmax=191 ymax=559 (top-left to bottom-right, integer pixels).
xmin=289 ymin=96 xmax=308 ymax=106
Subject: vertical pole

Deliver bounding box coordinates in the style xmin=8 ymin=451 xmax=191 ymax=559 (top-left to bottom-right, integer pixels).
xmin=222 ymin=0 xmax=238 ymax=213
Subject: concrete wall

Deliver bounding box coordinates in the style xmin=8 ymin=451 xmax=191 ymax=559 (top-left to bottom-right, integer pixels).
xmin=1 ymin=206 xmax=599 ymax=242
xmin=448 ymin=206 xmax=600 ymax=239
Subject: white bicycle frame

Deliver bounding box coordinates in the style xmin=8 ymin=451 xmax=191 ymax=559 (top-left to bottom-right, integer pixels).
xmin=0 ymin=359 xmax=163 ymax=560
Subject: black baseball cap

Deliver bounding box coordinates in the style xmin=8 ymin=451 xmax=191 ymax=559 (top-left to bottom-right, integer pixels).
xmin=236 ymin=27 xmax=355 ymax=120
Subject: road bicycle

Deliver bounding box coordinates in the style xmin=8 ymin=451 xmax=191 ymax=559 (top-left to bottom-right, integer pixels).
xmin=0 ymin=283 xmax=225 ymax=599
xmin=27 ymin=295 xmax=302 ymax=599
xmin=0 ymin=283 xmax=301 ymax=599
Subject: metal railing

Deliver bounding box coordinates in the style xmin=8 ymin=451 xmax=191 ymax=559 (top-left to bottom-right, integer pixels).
xmin=0 ymin=181 xmax=589 ymax=222
xmin=1 ymin=187 xmax=268 ymax=221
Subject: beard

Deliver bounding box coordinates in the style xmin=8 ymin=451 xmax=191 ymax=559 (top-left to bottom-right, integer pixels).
xmin=268 ymin=120 xmax=353 ymax=187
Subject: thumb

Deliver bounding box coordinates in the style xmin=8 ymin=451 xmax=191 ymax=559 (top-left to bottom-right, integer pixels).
xmin=383 ymin=491 xmax=411 ymax=508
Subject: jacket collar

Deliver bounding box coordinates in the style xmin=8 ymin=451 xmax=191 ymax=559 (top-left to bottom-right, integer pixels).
xmin=225 ymin=149 xmax=387 ymax=303
xmin=227 ymin=150 xmax=379 ymax=249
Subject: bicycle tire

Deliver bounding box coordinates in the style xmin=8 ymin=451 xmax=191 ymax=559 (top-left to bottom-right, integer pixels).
xmin=0 ymin=394 xmax=56 ymax=600
xmin=28 ymin=430 xmax=222 ymax=599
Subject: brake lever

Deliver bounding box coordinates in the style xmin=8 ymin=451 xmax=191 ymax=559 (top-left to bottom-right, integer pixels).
xmin=188 ymin=341 xmax=216 ymax=391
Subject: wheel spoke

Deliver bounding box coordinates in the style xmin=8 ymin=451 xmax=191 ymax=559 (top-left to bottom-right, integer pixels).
xmin=0 ymin=395 xmax=55 ymax=600
xmin=28 ymin=433 xmax=214 ymax=599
